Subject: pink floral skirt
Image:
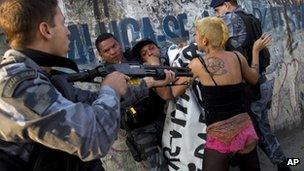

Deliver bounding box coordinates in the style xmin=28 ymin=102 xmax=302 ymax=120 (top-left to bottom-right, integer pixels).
xmin=205 ymin=113 xmax=259 ymax=153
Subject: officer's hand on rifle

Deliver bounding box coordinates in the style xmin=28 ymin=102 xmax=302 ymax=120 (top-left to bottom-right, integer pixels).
xmin=102 ymin=71 xmax=130 ymax=97
xmin=143 ymin=69 xmax=176 ymax=88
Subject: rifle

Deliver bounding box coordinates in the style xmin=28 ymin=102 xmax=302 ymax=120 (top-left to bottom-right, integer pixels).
xmin=62 ymin=63 xmax=193 ymax=84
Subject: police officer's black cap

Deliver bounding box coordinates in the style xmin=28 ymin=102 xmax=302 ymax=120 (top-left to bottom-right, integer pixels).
xmin=131 ymin=39 xmax=158 ymax=59
xmin=210 ymin=0 xmax=229 ymax=8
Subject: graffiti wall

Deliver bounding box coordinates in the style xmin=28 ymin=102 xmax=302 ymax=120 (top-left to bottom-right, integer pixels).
xmin=0 ymin=0 xmax=302 ymax=131
xmin=62 ymin=0 xmax=304 ymax=131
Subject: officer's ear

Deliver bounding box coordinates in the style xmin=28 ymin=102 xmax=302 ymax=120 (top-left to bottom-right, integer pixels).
xmin=38 ymin=22 xmax=53 ymax=40
xmin=97 ymin=50 xmax=103 ymax=59
xmin=202 ymin=37 xmax=208 ymax=46
xmin=96 ymin=44 xmax=103 ymax=57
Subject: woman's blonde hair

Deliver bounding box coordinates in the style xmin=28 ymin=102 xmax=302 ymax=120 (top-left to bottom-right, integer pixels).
xmin=195 ymin=17 xmax=229 ymax=48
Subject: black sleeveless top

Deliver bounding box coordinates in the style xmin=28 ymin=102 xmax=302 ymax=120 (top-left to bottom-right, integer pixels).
xmin=198 ymin=52 xmax=247 ymax=126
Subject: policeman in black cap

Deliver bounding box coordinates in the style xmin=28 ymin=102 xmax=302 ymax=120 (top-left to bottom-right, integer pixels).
xmin=132 ymin=38 xmax=169 ymax=66
xmin=120 ymin=38 xmax=172 ymax=171
xmin=210 ymin=0 xmax=230 ymax=9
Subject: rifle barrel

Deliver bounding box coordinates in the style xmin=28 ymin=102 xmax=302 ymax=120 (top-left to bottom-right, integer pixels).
xmin=63 ymin=63 xmax=193 ymax=82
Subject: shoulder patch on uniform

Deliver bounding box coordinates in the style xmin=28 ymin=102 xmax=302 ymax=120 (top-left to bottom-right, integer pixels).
xmin=23 ymin=83 xmax=58 ymax=115
xmin=2 ymin=69 xmax=37 ymax=98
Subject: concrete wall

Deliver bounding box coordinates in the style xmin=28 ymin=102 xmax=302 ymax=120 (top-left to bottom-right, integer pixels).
xmin=1 ymin=0 xmax=303 ymax=131
xmin=62 ymin=0 xmax=304 ymax=131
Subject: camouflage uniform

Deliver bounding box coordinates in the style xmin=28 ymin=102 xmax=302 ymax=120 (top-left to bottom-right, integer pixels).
xmin=221 ymin=6 xmax=286 ymax=165
xmin=0 ymin=49 xmax=148 ymax=168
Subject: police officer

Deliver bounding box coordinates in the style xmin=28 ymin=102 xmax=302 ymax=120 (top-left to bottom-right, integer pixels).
xmin=129 ymin=39 xmax=175 ymax=170
xmin=95 ymin=34 xmax=176 ymax=170
xmin=0 ymin=0 xmax=130 ymax=170
xmin=131 ymin=38 xmax=175 ymax=100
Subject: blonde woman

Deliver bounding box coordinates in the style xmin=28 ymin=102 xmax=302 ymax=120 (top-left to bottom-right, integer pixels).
xmin=171 ymin=17 xmax=271 ymax=171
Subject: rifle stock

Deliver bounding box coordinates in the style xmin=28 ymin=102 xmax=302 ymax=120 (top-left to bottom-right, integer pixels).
xmin=63 ymin=63 xmax=193 ymax=82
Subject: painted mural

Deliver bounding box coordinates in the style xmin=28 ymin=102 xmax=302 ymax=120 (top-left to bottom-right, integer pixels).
xmin=60 ymin=1 xmax=304 ymax=169
xmin=0 ymin=0 xmax=301 ymax=132
xmin=61 ymin=0 xmax=304 ymax=131
xmin=0 ymin=0 xmax=302 ymax=170
xmin=0 ymin=30 xmax=9 ymax=55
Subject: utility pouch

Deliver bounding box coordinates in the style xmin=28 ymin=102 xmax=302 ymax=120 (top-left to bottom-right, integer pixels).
xmin=126 ymin=136 xmax=143 ymax=162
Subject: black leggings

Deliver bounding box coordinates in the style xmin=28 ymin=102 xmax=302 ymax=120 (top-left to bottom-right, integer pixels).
xmin=203 ymin=147 xmax=260 ymax=171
